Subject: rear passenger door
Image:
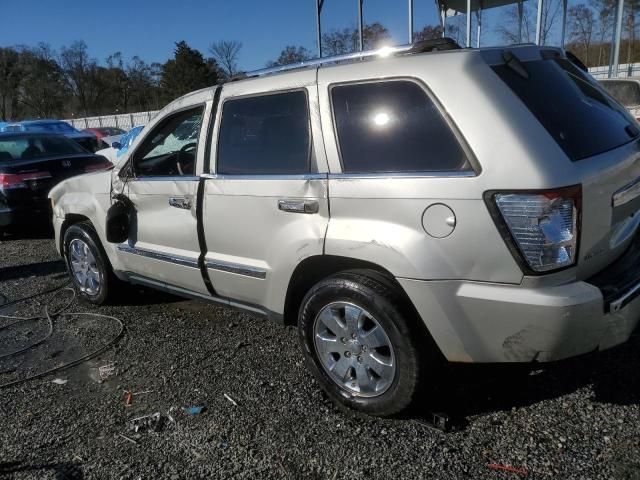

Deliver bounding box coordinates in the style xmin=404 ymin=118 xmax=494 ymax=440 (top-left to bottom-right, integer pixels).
xmin=202 ymin=70 xmax=329 ymax=314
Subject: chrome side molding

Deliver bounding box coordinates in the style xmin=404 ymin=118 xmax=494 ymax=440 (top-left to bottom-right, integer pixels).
xmin=117 ymin=246 xmax=267 ymax=279
xmin=613 ymin=176 xmax=640 ymax=208
xmin=200 ymin=173 xmax=327 ymax=180
xmin=205 ymin=258 xmax=267 ymax=279
xmin=117 ymin=244 xmax=199 ymax=268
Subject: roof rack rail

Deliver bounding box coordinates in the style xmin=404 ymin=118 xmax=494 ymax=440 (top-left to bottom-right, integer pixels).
xmin=236 ymin=38 xmax=461 ymax=80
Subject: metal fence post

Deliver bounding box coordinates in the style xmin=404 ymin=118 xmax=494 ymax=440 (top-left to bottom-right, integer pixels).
xmin=466 ymin=0 xmax=471 ymax=47
xmin=609 ymin=0 xmax=624 ymax=78
xmin=358 ymin=0 xmax=364 ymax=51
xmin=408 ymin=0 xmax=414 ymax=43
xmin=316 ymin=0 xmax=324 ymax=58
xmin=535 ymin=0 xmax=544 ymax=45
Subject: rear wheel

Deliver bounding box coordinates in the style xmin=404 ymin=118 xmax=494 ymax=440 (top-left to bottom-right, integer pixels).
xmin=63 ymin=222 xmax=116 ymax=304
xmin=298 ymin=271 xmax=425 ymax=417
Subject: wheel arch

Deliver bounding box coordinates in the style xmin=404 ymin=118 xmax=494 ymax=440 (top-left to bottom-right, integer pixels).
xmin=283 ymin=255 xmax=416 ymax=328
xmin=59 ymin=214 xmax=92 ymax=257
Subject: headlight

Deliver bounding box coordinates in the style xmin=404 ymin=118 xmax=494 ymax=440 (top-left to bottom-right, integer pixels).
xmin=488 ymin=186 xmax=581 ymax=273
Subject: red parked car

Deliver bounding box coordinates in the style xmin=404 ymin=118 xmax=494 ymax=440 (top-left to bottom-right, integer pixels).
xmin=82 ymin=127 xmax=126 ymax=140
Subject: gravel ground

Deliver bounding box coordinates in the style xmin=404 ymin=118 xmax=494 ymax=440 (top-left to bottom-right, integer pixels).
xmin=0 ymin=231 xmax=639 ymax=480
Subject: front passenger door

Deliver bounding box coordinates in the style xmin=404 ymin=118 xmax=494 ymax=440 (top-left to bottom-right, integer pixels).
xmin=117 ymin=104 xmax=210 ymax=295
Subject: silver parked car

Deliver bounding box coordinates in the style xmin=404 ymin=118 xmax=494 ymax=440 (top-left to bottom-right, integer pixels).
xmin=49 ymin=42 xmax=640 ymax=416
xmin=599 ymin=78 xmax=640 ymax=120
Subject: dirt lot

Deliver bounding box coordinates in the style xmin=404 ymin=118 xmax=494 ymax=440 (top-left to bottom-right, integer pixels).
xmin=1 ymin=230 xmax=639 ymax=480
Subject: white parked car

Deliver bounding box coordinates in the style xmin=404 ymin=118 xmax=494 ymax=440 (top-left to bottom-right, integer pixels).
xmin=49 ymin=42 xmax=640 ymax=416
xmin=94 ymin=126 xmax=146 ymax=165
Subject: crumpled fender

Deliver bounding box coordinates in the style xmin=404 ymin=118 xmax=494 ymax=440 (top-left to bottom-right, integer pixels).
xmin=49 ymin=170 xmax=120 ymax=267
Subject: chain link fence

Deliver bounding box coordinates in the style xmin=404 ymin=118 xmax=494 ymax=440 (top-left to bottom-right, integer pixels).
xmin=63 ymin=110 xmax=159 ymax=130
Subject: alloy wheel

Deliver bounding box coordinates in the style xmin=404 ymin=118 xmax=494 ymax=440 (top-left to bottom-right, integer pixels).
xmin=313 ymin=301 xmax=396 ymax=397
xmin=69 ymin=238 xmax=101 ymax=296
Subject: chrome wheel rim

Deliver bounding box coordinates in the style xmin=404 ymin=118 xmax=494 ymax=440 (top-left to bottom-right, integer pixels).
xmin=313 ymin=301 xmax=396 ymax=397
xmin=69 ymin=239 xmax=100 ymax=296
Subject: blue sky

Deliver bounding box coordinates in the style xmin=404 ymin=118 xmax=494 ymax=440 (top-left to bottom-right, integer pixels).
xmin=0 ymin=0 xmax=565 ymax=70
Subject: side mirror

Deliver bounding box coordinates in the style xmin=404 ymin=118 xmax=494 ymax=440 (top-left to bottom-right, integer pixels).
xmin=106 ymin=195 xmax=133 ymax=243
xmin=111 ymin=141 xmax=122 ymax=149
xmin=117 ymin=159 xmax=134 ymax=179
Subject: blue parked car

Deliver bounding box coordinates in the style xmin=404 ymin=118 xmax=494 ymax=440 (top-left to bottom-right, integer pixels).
xmin=94 ymin=125 xmax=144 ymax=164
xmin=115 ymin=125 xmax=144 ymax=158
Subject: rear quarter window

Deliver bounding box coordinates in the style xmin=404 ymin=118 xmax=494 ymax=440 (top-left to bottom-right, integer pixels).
xmin=331 ymin=80 xmax=471 ymax=173
xmin=492 ymin=57 xmax=639 ymax=161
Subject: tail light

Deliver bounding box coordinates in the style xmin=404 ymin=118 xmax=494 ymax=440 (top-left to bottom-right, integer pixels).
xmin=0 ymin=173 xmax=27 ymax=190
xmin=0 ymin=171 xmax=51 ymax=190
xmin=486 ymin=185 xmax=581 ymax=274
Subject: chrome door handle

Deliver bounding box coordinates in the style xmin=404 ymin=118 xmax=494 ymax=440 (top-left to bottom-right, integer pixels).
xmin=169 ymin=197 xmax=192 ymax=210
xmin=278 ymin=199 xmax=319 ymax=214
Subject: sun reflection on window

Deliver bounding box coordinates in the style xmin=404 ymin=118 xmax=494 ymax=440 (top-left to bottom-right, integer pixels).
xmin=373 ymin=112 xmax=391 ymax=127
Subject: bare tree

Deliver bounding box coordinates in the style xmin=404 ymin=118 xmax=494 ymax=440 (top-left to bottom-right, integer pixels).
xmin=322 ymin=28 xmax=353 ymax=56
xmin=446 ymin=17 xmax=465 ymax=45
xmin=209 ymin=40 xmax=242 ymax=78
xmin=362 ymin=22 xmax=391 ymax=49
xmin=569 ymin=4 xmax=595 ymax=65
xmin=413 ymin=25 xmax=444 ymax=42
xmin=496 ymin=0 xmax=561 ymax=45
xmin=322 ymin=22 xmax=390 ymax=56
xmin=591 ymin=0 xmax=615 ymax=66
xmin=496 ymin=4 xmax=535 ymax=43
xmin=59 ymin=40 xmax=105 ymax=116
xmin=541 ymin=0 xmax=563 ymax=44
xmin=624 ymin=0 xmax=640 ymax=66
xmin=267 ymin=46 xmax=312 ymax=66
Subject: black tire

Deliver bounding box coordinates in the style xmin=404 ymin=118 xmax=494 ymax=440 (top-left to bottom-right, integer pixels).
xmin=63 ymin=222 xmax=117 ymax=305
xmin=298 ymin=270 xmax=425 ymax=417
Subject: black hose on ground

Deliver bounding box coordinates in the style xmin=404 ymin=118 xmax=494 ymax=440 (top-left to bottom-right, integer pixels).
xmin=0 ymin=285 xmax=125 ymax=389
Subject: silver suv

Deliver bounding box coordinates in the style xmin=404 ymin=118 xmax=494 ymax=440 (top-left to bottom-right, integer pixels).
xmin=49 ymin=43 xmax=640 ymax=417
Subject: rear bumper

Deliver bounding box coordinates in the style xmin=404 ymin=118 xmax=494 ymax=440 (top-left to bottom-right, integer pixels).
xmin=0 ymin=202 xmax=50 ymax=227
xmin=399 ymin=277 xmax=640 ymax=363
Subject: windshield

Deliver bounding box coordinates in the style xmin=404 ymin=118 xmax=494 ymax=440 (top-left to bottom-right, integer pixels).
xmin=0 ymin=135 xmax=85 ymax=161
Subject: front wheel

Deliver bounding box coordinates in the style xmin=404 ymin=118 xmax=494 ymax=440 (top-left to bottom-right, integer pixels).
xmin=63 ymin=222 xmax=116 ymax=305
xmin=298 ymin=271 xmax=424 ymax=417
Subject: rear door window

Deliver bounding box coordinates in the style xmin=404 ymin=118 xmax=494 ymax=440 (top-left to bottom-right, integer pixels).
xmin=492 ymin=56 xmax=639 ymax=161
xmin=330 ymin=80 xmax=471 ymax=173
xmin=217 ymin=91 xmax=311 ymax=174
